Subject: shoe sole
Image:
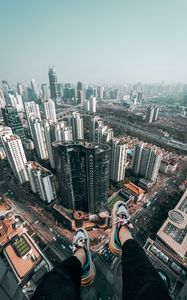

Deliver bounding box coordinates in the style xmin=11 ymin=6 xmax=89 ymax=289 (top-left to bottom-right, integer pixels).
xmin=77 ymin=229 xmax=96 ymax=286
xmin=108 ymin=201 xmax=128 ymax=256
xmin=81 ymin=262 xmax=96 ymax=286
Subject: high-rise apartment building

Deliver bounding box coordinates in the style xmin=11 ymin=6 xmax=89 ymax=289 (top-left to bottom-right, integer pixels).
xmin=17 ymin=83 xmax=25 ymax=96
xmin=132 ymin=144 xmax=162 ymax=181
xmin=25 ymin=101 xmax=41 ymax=138
xmin=110 ymin=139 xmax=128 ymax=182
xmin=53 ymin=141 xmax=110 ymax=213
xmin=89 ymin=96 xmax=96 ymax=113
xmin=85 ymin=96 xmax=97 ymax=114
xmin=153 ymin=106 xmax=159 ymax=122
xmin=31 ymin=79 xmax=40 ymax=100
xmin=6 ymin=92 xmax=24 ymax=112
xmin=2 ymin=134 xmax=28 ymax=184
xmin=77 ymin=82 xmax=84 ymax=105
xmin=41 ymin=84 xmax=50 ymax=99
xmin=146 ymin=106 xmax=155 ymax=123
xmin=97 ymin=86 xmax=104 ymax=100
xmin=30 ymin=118 xmax=48 ymax=160
xmin=57 ymin=83 xmax=63 ymax=97
xmin=95 ymin=123 xmax=114 ymax=144
xmin=43 ymin=98 xmax=56 ymax=122
xmin=25 ymin=101 xmax=41 ymax=119
xmin=1 ymin=106 xmax=26 ymax=141
xmin=70 ymin=112 xmax=84 ymax=142
xmin=146 ymin=106 xmax=159 ymax=123
xmin=85 ymin=86 xmax=97 ymax=99
xmin=0 ymin=88 xmax=6 ymax=108
xmin=26 ymin=161 xmax=57 ymax=203
xmin=44 ymin=120 xmax=73 ymax=168
xmin=77 ymin=82 xmax=83 ymax=91
xmin=48 ymin=67 xmax=58 ymax=100
xmin=132 ymin=144 xmax=143 ymax=175
xmin=82 ymin=115 xmax=99 ymax=142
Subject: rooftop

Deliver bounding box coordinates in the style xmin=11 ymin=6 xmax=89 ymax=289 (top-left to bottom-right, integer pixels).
xmin=26 ymin=161 xmax=52 ymax=176
xmin=4 ymin=234 xmax=42 ymax=280
xmin=124 ymin=182 xmax=144 ymax=195
xmin=0 ymin=196 xmax=11 ymax=214
xmin=157 ymin=189 xmax=187 ymax=260
xmin=0 ymin=216 xmax=23 ymax=247
xmin=3 ymin=135 xmax=19 ymax=142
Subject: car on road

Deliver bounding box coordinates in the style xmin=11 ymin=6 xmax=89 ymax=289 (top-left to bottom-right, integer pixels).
xmin=53 ymin=237 xmax=57 ymax=241
xmin=49 ymin=228 xmax=53 ymax=232
xmin=61 ymin=244 xmax=66 ymax=249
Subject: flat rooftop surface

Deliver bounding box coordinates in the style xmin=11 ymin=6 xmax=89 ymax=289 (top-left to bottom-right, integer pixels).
xmin=4 ymin=234 xmax=41 ymax=280
xmin=157 ymin=189 xmax=187 ymax=259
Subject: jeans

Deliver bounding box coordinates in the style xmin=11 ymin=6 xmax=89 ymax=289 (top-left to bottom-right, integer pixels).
xmin=33 ymin=240 xmax=171 ymax=300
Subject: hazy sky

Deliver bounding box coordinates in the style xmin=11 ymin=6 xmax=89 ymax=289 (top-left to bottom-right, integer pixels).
xmin=1 ymin=0 xmax=187 ymax=84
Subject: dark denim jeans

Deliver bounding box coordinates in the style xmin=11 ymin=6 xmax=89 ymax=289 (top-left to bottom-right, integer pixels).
xmin=33 ymin=240 xmax=171 ymax=300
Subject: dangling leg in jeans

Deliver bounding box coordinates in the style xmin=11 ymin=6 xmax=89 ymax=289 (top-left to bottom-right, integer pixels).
xmin=109 ymin=201 xmax=171 ymax=300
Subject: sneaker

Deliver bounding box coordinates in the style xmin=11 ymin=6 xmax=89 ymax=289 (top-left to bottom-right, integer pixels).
xmin=109 ymin=201 xmax=133 ymax=256
xmin=73 ymin=228 xmax=96 ymax=286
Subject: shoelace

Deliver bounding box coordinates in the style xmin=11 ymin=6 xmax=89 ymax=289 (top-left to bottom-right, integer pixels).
xmin=73 ymin=238 xmax=86 ymax=253
xmin=114 ymin=215 xmax=134 ymax=229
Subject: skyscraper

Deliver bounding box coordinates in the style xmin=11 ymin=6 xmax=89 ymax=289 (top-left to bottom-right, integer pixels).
xmin=48 ymin=67 xmax=58 ymax=100
xmin=43 ymin=98 xmax=57 ymax=122
xmin=26 ymin=161 xmax=57 ymax=203
xmin=132 ymin=144 xmax=162 ymax=181
xmin=2 ymin=134 xmax=28 ymax=184
xmin=110 ymin=138 xmax=128 ymax=182
xmin=1 ymin=106 xmax=26 ymax=141
xmin=53 ymin=141 xmax=110 ymax=213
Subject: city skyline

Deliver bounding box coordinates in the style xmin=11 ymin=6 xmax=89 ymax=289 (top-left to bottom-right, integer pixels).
xmin=1 ymin=0 xmax=187 ymax=84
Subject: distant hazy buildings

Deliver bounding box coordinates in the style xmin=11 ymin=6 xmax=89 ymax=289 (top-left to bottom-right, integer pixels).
xmin=146 ymin=106 xmax=159 ymax=123
xmin=31 ymin=79 xmax=40 ymax=100
xmin=77 ymin=81 xmax=84 ymax=105
xmin=85 ymin=96 xmax=97 ymax=114
xmin=2 ymin=134 xmax=28 ymax=184
xmin=0 ymin=88 xmax=6 ymax=108
xmin=48 ymin=67 xmax=58 ymax=100
xmin=1 ymin=106 xmax=26 ymax=141
xmin=110 ymin=138 xmax=128 ymax=182
xmin=26 ymin=161 xmax=57 ymax=203
xmin=97 ymin=86 xmax=104 ymax=100
xmin=5 ymin=92 xmax=24 ymax=113
xmin=53 ymin=141 xmax=110 ymax=213
xmin=132 ymin=144 xmax=162 ymax=181
xmin=41 ymin=84 xmax=50 ymax=99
